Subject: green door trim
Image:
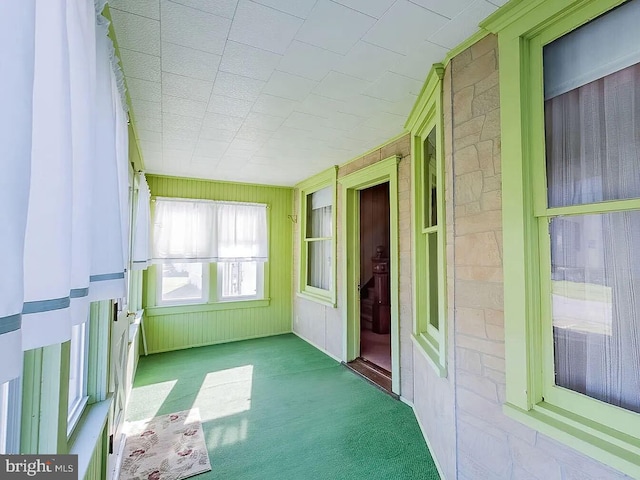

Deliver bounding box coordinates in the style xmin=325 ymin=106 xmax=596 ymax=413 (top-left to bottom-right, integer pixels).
xmin=338 ymin=155 xmax=401 ymax=395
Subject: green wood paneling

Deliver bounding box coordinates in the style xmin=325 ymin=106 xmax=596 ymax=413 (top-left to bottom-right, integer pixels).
xmin=143 ymin=175 xmax=294 ymax=353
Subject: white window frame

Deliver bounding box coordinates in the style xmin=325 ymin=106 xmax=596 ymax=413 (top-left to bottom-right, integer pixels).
xmin=156 ymin=261 xmax=210 ymax=307
xmin=0 ymin=378 xmax=20 ymax=454
xmin=217 ymin=261 xmax=264 ymax=302
xmin=67 ymin=322 xmax=90 ymax=436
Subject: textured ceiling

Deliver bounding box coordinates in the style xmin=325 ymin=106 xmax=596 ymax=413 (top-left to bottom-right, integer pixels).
xmin=110 ymin=0 xmax=505 ymax=186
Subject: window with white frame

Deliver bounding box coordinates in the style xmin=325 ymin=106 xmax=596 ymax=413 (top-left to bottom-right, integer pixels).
xmin=68 ymin=322 xmax=89 ymax=433
xmin=297 ymin=168 xmax=337 ymax=305
xmin=0 ymin=381 xmax=8 ymax=454
xmin=152 ymin=198 xmax=268 ymax=306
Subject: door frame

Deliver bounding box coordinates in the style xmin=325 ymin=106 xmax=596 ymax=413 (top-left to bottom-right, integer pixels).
xmin=339 ymin=155 xmax=401 ymax=394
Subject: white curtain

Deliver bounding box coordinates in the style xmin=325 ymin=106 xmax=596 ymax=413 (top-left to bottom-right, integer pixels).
xmin=0 ymin=1 xmax=36 ymax=383
xmin=153 ymin=199 xmax=268 ymax=262
xmin=88 ymin=14 xmax=126 ymax=301
xmin=132 ymin=173 xmax=151 ymax=270
xmin=21 ymin=0 xmax=74 ymax=350
xmin=68 ymin=0 xmax=97 ymax=326
xmin=546 ymin=64 xmax=640 ymax=413
xmin=306 ymin=187 xmax=332 ymax=290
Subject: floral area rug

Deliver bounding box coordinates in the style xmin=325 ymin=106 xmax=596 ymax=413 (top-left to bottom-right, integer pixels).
xmin=119 ymin=409 xmax=211 ymax=480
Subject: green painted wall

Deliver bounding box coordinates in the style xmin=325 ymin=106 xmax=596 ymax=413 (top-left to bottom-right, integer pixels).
xmin=143 ymin=175 xmax=294 ymax=353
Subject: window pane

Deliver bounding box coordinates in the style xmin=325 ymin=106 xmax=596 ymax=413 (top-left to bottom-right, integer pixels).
xmin=550 ymin=211 xmax=640 ymax=413
xmin=544 ymin=63 xmax=640 ymax=207
xmin=308 ymin=239 xmax=331 ymax=290
xmin=423 ymin=127 xmax=437 ymax=228
xmin=221 ymin=261 xmax=258 ymax=298
xmin=161 ymin=262 xmax=204 ymax=302
xmin=427 ymin=232 xmax=439 ymax=329
xmin=307 ymin=187 xmax=332 ymax=238
xmin=68 ymin=323 xmax=86 ymax=414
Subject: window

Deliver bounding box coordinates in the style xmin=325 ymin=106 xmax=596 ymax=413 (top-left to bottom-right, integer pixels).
xmin=297 ymin=167 xmax=337 ymax=305
xmin=0 ymin=381 xmax=8 ymax=453
xmin=68 ymin=322 xmax=90 ymax=434
xmin=151 ymin=198 xmax=268 ymax=307
xmin=485 ymin=0 xmax=640 ymax=474
xmin=407 ymin=65 xmax=447 ymax=375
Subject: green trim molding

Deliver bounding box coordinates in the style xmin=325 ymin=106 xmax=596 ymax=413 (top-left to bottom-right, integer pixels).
xmin=407 ymin=65 xmax=447 ymax=376
xmin=484 ymin=0 xmax=640 ymax=476
xmin=295 ymin=166 xmax=338 ymax=307
xmin=339 ymin=155 xmax=401 ymax=394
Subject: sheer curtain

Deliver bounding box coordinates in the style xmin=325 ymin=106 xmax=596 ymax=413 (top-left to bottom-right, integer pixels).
xmin=307 ymin=187 xmax=332 ymax=290
xmin=153 ymin=199 xmax=268 ymax=263
xmin=132 ymin=173 xmax=152 ymax=270
xmin=0 ymin=1 xmax=36 ymax=383
xmin=546 ymin=64 xmax=640 ymax=413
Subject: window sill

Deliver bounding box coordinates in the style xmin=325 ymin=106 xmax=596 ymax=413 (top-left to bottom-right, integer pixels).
xmin=296 ymin=291 xmax=335 ymax=308
xmin=504 ymin=402 xmax=640 ymax=478
xmin=411 ymin=334 xmax=446 ymax=377
xmin=146 ymin=298 xmax=270 ymax=316
xmin=68 ymin=396 xmax=112 ymax=480
xmin=67 ymin=396 xmax=89 ymax=439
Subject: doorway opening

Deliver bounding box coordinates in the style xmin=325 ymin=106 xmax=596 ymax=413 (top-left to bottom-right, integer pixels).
xmin=340 ymin=155 xmax=400 ymax=395
xmin=354 ymin=182 xmax=391 ymax=390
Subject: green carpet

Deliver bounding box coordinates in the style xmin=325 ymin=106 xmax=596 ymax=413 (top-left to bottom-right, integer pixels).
xmin=127 ymin=334 xmax=440 ymax=479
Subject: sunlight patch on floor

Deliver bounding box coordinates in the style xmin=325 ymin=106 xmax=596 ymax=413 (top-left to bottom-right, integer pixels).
xmin=193 ymin=365 xmax=253 ymax=422
xmin=132 ymin=380 xmax=177 ymax=419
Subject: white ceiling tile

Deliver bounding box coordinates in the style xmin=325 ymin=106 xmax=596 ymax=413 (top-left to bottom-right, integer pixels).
xmin=389 ymin=40 xmax=447 ymax=80
xmin=162 ymin=72 xmax=213 ymax=102
xmin=110 ymin=9 xmax=160 ymax=56
xmin=331 ymin=0 xmax=395 ymax=18
xmin=207 ymin=95 xmax=254 ymax=117
xmin=323 ymin=111 xmax=365 ymax=130
xmin=127 ymin=77 xmax=162 ymax=103
xmin=235 ymin=126 xmax=273 ymax=143
xmin=225 ymin=139 xmax=262 ymax=156
xmin=163 ymin=135 xmax=198 ymax=151
xmin=278 ymin=40 xmax=342 ymax=81
xmin=162 ymin=42 xmax=220 ymax=81
xmin=487 ymin=0 xmax=509 ymax=5
xmin=162 ymin=148 xmax=194 ymax=163
xmin=251 ymin=0 xmax=318 ymax=18
xmin=135 ymin=115 xmax=162 ymax=132
xmin=132 ymin=98 xmax=162 ymax=118
xmin=251 ymin=94 xmax=297 ymax=117
xmin=428 ymin=0 xmax=497 ymax=49
xmin=363 ymin=0 xmax=448 ymax=55
xmin=162 ymin=113 xmax=202 ymax=137
xmin=199 ymin=127 xmax=237 ymax=142
xmin=219 ymin=41 xmax=282 ymax=81
xmin=142 ymin=151 xmax=163 ymax=168
xmin=362 ymin=110 xmax=406 ymax=130
xmin=110 ymin=0 xmax=160 ymax=19
xmin=229 ymin=0 xmax=304 ymax=54
xmin=119 ymin=48 xmax=161 ymax=82
xmin=295 ymin=94 xmax=347 ymax=117
xmin=262 ymin=71 xmax=316 ymax=101
xmin=365 ymin=71 xmax=422 ymax=102
xmin=162 ymin=95 xmax=207 ymax=118
xmin=202 ymin=113 xmax=245 ymax=132
xmin=212 ymin=71 xmax=266 ymax=101
xmin=242 ymin=112 xmax=284 ymax=131
xmin=191 ymin=155 xmax=222 ymax=165
xmin=139 ymin=140 xmax=163 ymax=154
xmin=168 ymin=0 xmax=238 ymax=18
xmin=194 ymin=139 xmax=230 ymax=157
xmin=382 ymin=93 xmax=419 ymax=116
xmin=137 ymin=129 xmax=163 ymax=143
xmin=160 ymin=0 xmax=230 ymax=55
xmin=283 ymin=111 xmax=326 ymax=130
xmin=337 ymin=93 xmax=394 ymax=117
xmin=306 ymin=124 xmax=345 ymax=142
xmin=295 ymin=0 xmax=376 ymax=54
xmin=217 ymin=155 xmax=252 ymax=169
xmin=268 ymin=125 xmax=313 ymax=141
xmin=335 ymin=41 xmax=405 ymax=80
xmin=313 ymin=71 xmax=371 ymax=101
xmin=410 ymin=0 xmax=475 ymax=19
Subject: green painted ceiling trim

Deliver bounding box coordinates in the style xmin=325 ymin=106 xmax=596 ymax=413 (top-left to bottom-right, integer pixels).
xmin=296 ymin=166 xmax=338 ymax=306
xmin=495 ymin=0 xmax=640 ymax=475
xmin=442 ymin=28 xmax=490 ymax=66
xmin=404 ymin=64 xmax=444 ymax=132
xmin=339 ymin=155 xmax=402 ymax=394
xmin=103 ymin=4 xmax=145 ymax=172
xmin=146 ymin=173 xmax=294 ymax=191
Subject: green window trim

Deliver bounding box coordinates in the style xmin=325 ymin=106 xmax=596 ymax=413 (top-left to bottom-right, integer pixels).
xmin=296 ymin=166 xmax=338 ymax=307
xmin=408 ymin=65 xmax=447 ymax=377
xmin=483 ymin=0 xmax=640 ymax=476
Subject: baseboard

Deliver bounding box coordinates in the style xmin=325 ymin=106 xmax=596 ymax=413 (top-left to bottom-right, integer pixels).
xmin=292 ymin=331 xmax=342 ymax=363
xmin=399 ymin=397 xmax=448 ymax=480
xmin=146 ymin=331 xmax=293 ymax=354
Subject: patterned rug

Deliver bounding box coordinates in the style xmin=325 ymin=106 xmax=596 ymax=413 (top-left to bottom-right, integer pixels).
xmin=119 ymin=409 xmax=211 ymax=480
